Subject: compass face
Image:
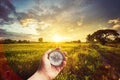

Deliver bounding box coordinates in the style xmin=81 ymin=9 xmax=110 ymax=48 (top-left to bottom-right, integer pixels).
xmin=49 ymin=50 xmax=64 ymax=66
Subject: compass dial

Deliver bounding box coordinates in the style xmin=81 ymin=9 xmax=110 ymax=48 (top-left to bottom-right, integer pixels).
xmin=48 ymin=50 xmax=64 ymax=66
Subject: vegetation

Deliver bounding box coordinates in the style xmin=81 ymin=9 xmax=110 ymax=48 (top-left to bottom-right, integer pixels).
xmin=0 ymin=39 xmax=30 ymax=44
xmin=3 ymin=42 xmax=120 ymax=80
xmin=38 ymin=38 xmax=43 ymax=42
xmin=87 ymin=29 xmax=120 ymax=45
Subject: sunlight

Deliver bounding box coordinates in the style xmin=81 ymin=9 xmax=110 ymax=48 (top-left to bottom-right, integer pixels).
xmin=52 ymin=34 xmax=64 ymax=42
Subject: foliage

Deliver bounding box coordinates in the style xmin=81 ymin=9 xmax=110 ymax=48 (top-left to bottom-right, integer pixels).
xmin=38 ymin=38 xmax=43 ymax=42
xmin=0 ymin=39 xmax=30 ymax=44
xmin=86 ymin=29 xmax=120 ymax=45
xmin=3 ymin=42 xmax=120 ymax=80
xmin=71 ymin=40 xmax=81 ymax=43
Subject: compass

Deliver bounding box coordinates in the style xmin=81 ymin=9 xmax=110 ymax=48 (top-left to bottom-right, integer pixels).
xmin=48 ymin=50 xmax=64 ymax=66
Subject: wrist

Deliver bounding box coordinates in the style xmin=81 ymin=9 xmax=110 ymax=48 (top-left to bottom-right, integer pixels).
xmin=28 ymin=70 xmax=51 ymax=80
xmin=38 ymin=70 xmax=51 ymax=80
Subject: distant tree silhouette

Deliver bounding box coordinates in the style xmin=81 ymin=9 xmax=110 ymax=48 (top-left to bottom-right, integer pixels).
xmin=18 ymin=40 xmax=22 ymax=43
xmin=38 ymin=38 xmax=43 ymax=42
xmin=86 ymin=29 xmax=120 ymax=45
xmin=1 ymin=39 xmax=30 ymax=44
xmin=72 ymin=40 xmax=81 ymax=43
xmin=18 ymin=40 xmax=30 ymax=43
xmin=3 ymin=39 xmax=15 ymax=44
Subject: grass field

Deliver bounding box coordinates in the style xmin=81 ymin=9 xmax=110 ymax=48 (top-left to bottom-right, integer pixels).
xmin=2 ymin=42 xmax=120 ymax=80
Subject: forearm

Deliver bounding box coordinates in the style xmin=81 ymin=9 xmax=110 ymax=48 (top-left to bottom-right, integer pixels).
xmin=28 ymin=71 xmax=51 ymax=80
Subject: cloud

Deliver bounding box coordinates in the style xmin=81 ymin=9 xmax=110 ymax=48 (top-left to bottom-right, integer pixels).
xmin=19 ymin=17 xmax=51 ymax=32
xmin=76 ymin=16 xmax=84 ymax=26
xmin=0 ymin=0 xmax=16 ymax=23
xmin=113 ymin=24 xmax=120 ymax=31
xmin=108 ymin=19 xmax=119 ymax=24
xmin=1 ymin=21 xmax=39 ymax=35
xmin=20 ymin=18 xmax=38 ymax=27
xmin=23 ymin=0 xmax=83 ymax=24
xmin=92 ymin=0 xmax=120 ymax=19
xmin=0 ymin=28 xmax=33 ymax=40
xmin=0 ymin=29 xmax=7 ymax=36
xmin=108 ymin=18 xmax=120 ymax=33
xmin=36 ymin=21 xmax=51 ymax=32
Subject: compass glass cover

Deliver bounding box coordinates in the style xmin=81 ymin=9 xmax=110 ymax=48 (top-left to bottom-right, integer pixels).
xmin=49 ymin=51 xmax=64 ymax=66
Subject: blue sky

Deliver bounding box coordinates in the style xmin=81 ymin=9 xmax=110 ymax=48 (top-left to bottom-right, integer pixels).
xmin=11 ymin=0 xmax=35 ymax=12
xmin=0 ymin=0 xmax=120 ymax=42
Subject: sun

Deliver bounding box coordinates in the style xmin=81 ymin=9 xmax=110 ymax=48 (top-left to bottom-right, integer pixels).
xmin=52 ymin=34 xmax=64 ymax=42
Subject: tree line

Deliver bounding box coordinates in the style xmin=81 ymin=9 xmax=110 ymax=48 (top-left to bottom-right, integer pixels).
xmin=0 ymin=39 xmax=30 ymax=44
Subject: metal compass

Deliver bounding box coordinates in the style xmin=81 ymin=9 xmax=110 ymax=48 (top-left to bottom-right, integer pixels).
xmin=48 ymin=50 xmax=64 ymax=66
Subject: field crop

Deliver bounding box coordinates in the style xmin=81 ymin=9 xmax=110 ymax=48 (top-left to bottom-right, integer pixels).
xmin=2 ymin=42 xmax=120 ymax=80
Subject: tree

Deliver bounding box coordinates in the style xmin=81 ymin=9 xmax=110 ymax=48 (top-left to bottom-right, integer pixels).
xmin=86 ymin=29 xmax=120 ymax=45
xmin=72 ymin=40 xmax=81 ymax=43
xmin=38 ymin=38 xmax=43 ymax=42
xmin=86 ymin=34 xmax=93 ymax=42
xmin=18 ymin=40 xmax=30 ymax=43
xmin=114 ymin=37 xmax=120 ymax=43
xmin=3 ymin=39 xmax=14 ymax=44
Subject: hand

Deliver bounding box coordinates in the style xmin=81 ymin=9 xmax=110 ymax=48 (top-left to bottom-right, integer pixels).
xmin=28 ymin=48 xmax=67 ymax=80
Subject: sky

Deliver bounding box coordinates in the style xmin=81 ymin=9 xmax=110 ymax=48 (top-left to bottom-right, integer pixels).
xmin=0 ymin=0 xmax=120 ymax=42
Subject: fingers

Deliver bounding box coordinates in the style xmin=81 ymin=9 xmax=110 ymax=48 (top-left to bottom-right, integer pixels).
xmin=57 ymin=61 xmax=66 ymax=71
xmin=58 ymin=52 xmax=67 ymax=68
xmin=63 ymin=51 xmax=67 ymax=57
xmin=55 ymin=47 xmax=61 ymax=51
xmin=62 ymin=61 xmax=67 ymax=66
xmin=44 ymin=49 xmax=52 ymax=56
xmin=60 ymin=52 xmax=67 ymax=69
xmin=43 ymin=49 xmax=52 ymax=61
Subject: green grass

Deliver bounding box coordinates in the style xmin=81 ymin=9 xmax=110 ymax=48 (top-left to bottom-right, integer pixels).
xmin=3 ymin=42 xmax=120 ymax=80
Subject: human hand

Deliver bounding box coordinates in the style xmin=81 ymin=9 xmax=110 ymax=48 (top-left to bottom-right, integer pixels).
xmin=28 ymin=48 xmax=67 ymax=80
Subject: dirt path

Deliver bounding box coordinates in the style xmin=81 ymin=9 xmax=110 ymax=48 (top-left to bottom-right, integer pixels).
xmin=91 ymin=44 xmax=120 ymax=80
